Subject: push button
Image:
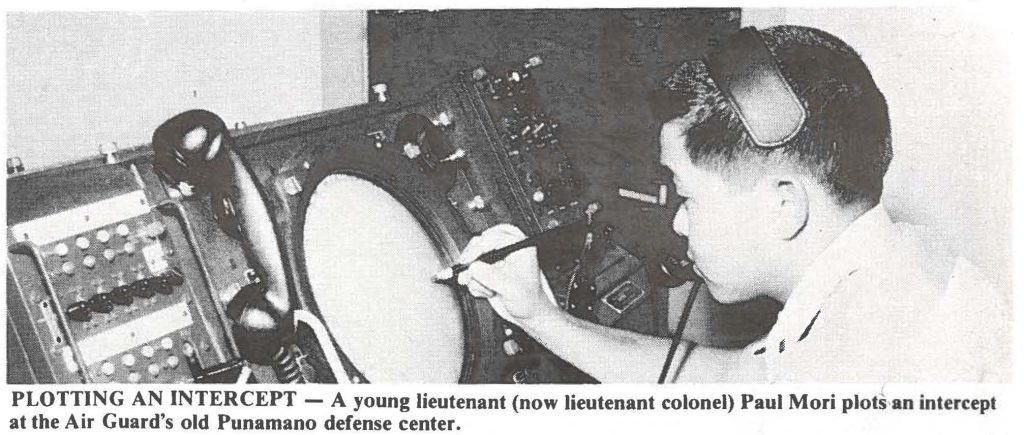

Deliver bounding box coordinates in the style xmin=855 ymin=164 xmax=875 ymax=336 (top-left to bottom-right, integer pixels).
xmin=141 ymin=345 xmax=155 ymax=358
xmin=147 ymin=363 xmax=161 ymax=377
xmin=96 ymin=229 xmax=111 ymax=244
xmin=101 ymin=362 xmax=115 ymax=376
xmin=160 ymin=337 xmax=173 ymax=350
xmin=75 ymin=236 xmax=90 ymax=250
xmin=121 ymin=354 xmax=136 ymax=367
xmin=116 ymin=223 xmax=131 ymax=237
xmin=54 ymin=243 xmax=69 ymax=257
xmin=166 ymin=356 xmax=180 ymax=369
xmin=127 ymin=372 xmax=141 ymax=383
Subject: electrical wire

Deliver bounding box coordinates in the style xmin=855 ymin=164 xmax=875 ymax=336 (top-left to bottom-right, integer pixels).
xmin=658 ymin=283 xmax=701 ymax=384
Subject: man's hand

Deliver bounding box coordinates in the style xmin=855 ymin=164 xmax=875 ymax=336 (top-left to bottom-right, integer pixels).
xmin=456 ymin=224 xmax=559 ymax=326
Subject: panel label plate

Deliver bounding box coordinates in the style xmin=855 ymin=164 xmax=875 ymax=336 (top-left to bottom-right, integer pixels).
xmin=77 ymin=301 xmax=193 ymax=365
xmin=10 ymin=190 xmax=151 ymax=245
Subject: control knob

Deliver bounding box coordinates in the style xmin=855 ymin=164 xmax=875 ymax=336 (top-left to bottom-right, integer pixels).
xmin=110 ymin=285 xmax=133 ymax=305
xmin=65 ymin=302 xmax=91 ymax=322
xmin=87 ymin=293 xmax=114 ymax=314
xmin=131 ymin=278 xmax=156 ymax=299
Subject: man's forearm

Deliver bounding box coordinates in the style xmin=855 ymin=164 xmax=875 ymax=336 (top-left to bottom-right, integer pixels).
xmin=518 ymin=309 xmax=675 ymax=383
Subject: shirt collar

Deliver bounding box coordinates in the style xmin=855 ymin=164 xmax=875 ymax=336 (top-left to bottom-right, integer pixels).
xmin=759 ymin=205 xmax=898 ymax=356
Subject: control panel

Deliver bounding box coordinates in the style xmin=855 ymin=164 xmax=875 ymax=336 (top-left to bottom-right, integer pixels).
xmin=469 ymin=59 xmax=587 ymax=231
xmin=460 ymin=59 xmax=658 ymax=380
xmin=8 ymin=175 xmax=236 ymax=383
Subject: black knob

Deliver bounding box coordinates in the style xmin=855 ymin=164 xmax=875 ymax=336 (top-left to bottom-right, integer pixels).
xmin=163 ymin=267 xmax=185 ymax=287
xmin=131 ymin=278 xmax=156 ymax=299
xmin=65 ymin=302 xmax=91 ymax=322
xmin=110 ymin=285 xmax=133 ymax=305
xmin=87 ymin=293 xmax=114 ymax=314
xmin=155 ymin=277 xmax=174 ymax=295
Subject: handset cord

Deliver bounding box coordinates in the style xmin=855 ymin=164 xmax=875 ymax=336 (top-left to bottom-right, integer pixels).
xmin=658 ymin=284 xmax=701 ymax=384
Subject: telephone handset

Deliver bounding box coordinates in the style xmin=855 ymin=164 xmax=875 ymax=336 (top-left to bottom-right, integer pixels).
xmin=152 ymin=110 xmax=298 ymax=382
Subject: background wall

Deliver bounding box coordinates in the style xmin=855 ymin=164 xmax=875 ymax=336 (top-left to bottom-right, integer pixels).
xmin=743 ymin=8 xmax=1012 ymax=290
xmin=6 ymin=11 xmax=367 ymax=172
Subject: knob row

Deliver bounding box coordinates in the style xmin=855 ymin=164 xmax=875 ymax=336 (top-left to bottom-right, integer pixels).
xmin=65 ymin=268 xmax=185 ymax=322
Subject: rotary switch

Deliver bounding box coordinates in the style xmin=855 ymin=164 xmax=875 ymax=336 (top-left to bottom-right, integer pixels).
xmin=110 ymin=285 xmax=133 ymax=305
xmin=87 ymin=293 xmax=114 ymax=314
xmin=131 ymin=278 xmax=156 ymax=299
xmin=65 ymin=302 xmax=91 ymax=322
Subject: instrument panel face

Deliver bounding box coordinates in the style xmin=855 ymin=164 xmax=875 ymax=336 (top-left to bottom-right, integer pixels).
xmin=8 ymin=172 xmax=237 ymax=384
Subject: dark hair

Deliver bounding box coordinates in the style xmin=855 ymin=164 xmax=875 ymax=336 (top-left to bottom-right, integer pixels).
xmin=651 ymin=25 xmax=892 ymax=206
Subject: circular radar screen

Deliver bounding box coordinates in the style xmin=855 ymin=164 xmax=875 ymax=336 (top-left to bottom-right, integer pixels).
xmin=303 ymin=174 xmax=465 ymax=383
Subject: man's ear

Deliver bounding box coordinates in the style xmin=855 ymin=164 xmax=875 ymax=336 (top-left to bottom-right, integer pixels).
xmin=765 ymin=177 xmax=809 ymax=240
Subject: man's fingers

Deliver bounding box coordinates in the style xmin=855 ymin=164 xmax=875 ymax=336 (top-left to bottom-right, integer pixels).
xmin=460 ymin=262 xmax=506 ymax=298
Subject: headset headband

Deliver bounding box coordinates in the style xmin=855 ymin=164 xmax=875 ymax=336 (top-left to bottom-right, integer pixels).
xmin=704 ymin=27 xmax=807 ymax=148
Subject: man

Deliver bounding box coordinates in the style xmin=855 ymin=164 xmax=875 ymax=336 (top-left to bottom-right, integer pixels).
xmin=455 ymin=25 xmax=1008 ymax=382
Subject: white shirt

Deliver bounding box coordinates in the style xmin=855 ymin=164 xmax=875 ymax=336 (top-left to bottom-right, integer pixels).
xmin=746 ymin=206 xmax=1010 ymax=383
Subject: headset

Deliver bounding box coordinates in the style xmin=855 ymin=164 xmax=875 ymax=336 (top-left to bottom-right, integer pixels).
xmin=704 ymin=26 xmax=806 ymax=148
